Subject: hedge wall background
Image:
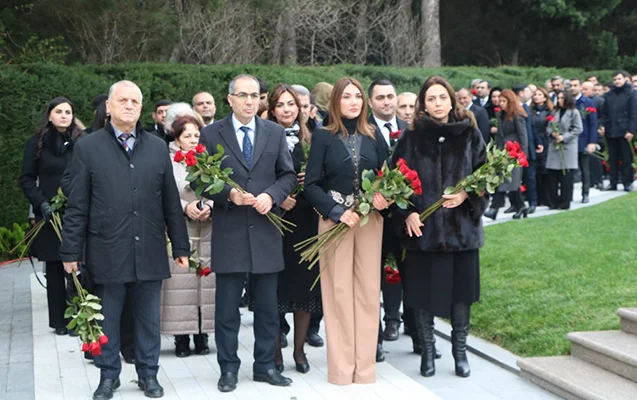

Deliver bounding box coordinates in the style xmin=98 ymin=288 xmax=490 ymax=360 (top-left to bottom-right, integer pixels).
xmin=0 ymin=63 xmax=615 ymax=227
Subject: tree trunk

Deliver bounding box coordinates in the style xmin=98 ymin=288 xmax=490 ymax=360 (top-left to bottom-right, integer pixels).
xmin=269 ymin=14 xmax=284 ymax=64
xmin=420 ymin=0 xmax=441 ymax=67
xmin=282 ymin=7 xmax=297 ymax=65
xmin=355 ymin=0 xmax=368 ymax=65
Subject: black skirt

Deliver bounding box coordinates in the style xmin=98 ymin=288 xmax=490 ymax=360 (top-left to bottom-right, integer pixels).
xmin=403 ymin=249 xmax=480 ymax=318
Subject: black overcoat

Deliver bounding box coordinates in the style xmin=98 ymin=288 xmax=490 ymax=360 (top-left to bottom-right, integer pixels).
xmin=59 ymin=121 xmax=190 ymax=284
xmin=391 ymin=116 xmax=488 ymax=252
xmin=198 ymin=115 xmax=297 ymax=274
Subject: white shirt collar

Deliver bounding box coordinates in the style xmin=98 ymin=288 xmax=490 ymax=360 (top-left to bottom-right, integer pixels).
xmin=466 ymin=103 xmax=473 ymax=110
xmin=232 ymin=114 xmax=256 ymax=133
xmin=373 ymin=115 xmax=398 ymax=146
xmin=575 ymin=93 xmax=582 ymax=101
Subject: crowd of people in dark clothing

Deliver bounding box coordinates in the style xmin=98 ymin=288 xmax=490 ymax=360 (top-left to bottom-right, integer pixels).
xmin=19 ymin=70 xmax=636 ymax=400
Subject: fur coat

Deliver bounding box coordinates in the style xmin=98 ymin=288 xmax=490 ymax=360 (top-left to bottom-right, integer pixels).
xmin=391 ymin=115 xmax=488 ymax=252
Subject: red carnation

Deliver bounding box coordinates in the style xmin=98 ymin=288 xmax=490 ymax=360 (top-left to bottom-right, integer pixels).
xmin=98 ymin=335 xmax=108 ymax=345
xmin=494 ymin=107 xmax=501 ymax=113
xmin=520 ymin=184 xmax=527 ymax=193
xmin=398 ymin=163 xmax=410 ymax=175
xmin=586 ymin=107 xmax=597 ymax=113
xmin=546 ymin=115 xmax=556 ymax=122
xmin=81 ymin=342 xmax=90 ymax=352
xmin=195 ymin=144 xmax=206 ymax=154
xmin=405 ymin=170 xmax=418 ymax=182
xmin=518 ymin=154 xmax=529 ymax=168
xmin=413 ymin=181 xmax=423 ymax=195
xmin=173 ymin=150 xmax=185 ymax=162
xmin=471 ymin=88 xmax=478 ymax=96
xmin=384 ymin=266 xmax=393 ymax=274
xmin=390 ymin=131 xmax=401 ymax=140
xmin=198 ymin=267 xmax=211 ymax=277
xmin=397 ymin=158 xmax=407 ymax=167
xmin=89 ymin=341 xmax=101 ymax=356
xmin=377 ymin=169 xmax=384 ymax=178
xmin=505 ymin=140 xmax=516 ymax=152
xmin=185 ymin=154 xmax=197 ymax=167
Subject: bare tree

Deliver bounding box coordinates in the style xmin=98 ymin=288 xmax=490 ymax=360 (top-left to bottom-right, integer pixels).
xmin=420 ymin=0 xmax=441 ymax=67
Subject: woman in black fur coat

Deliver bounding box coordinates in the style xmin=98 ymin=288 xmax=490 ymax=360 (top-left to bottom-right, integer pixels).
xmin=391 ymin=76 xmax=488 ymax=379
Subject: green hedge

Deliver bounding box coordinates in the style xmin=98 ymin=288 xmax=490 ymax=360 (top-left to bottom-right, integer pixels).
xmin=0 ymin=63 xmax=615 ymax=227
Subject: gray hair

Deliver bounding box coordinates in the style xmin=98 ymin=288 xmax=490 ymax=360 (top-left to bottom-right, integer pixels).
xmin=551 ymin=75 xmax=563 ymax=83
xmin=228 ymin=74 xmax=259 ymax=95
xmin=108 ymin=80 xmax=143 ymax=103
xmin=291 ymin=84 xmax=310 ymax=97
xmin=470 ymin=79 xmax=482 ymax=88
xmin=164 ymin=102 xmax=197 ymax=134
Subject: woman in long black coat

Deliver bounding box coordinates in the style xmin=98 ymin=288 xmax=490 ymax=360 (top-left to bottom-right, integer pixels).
xmin=391 ymin=76 xmax=488 ymax=379
xmin=531 ymin=88 xmax=554 ymax=206
xmin=19 ymin=97 xmax=84 ymax=335
xmin=267 ymin=84 xmax=321 ymax=374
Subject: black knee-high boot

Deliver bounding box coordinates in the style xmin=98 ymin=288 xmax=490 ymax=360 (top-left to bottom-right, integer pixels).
xmin=451 ymin=302 xmax=471 ymax=377
xmin=414 ymin=308 xmax=435 ymax=377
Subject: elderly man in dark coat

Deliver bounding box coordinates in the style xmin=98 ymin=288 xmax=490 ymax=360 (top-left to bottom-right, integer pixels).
xmin=197 ymin=74 xmax=297 ymax=393
xmin=60 ymin=80 xmax=190 ymax=400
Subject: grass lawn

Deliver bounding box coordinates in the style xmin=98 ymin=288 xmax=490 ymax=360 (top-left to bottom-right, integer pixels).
xmin=471 ymin=192 xmax=637 ymax=357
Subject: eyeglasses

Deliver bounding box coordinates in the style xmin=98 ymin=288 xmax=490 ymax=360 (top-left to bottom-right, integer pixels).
xmin=230 ymin=92 xmax=260 ymax=101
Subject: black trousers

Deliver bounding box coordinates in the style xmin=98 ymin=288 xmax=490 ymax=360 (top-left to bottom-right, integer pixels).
xmin=607 ymin=137 xmax=634 ymax=187
xmin=590 ymin=156 xmax=603 ymax=186
xmin=94 ymin=280 xmax=162 ymax=380
xmin=120 ymin=286 xmax=136 ymax=359
xmin=546 ymin=169 xmax=575 ymax=209
xmin=522 ymin=160 xmax=538 ymax=206
xmin=578 ymin=152 xmax=591 ymax=195
xmin=216 ymin=272 xmax=278 ymax=374
xmin=45 ymin=261 xmax=68 ymax=329
xmin=490 ymin=191 xmax=524 ymax=210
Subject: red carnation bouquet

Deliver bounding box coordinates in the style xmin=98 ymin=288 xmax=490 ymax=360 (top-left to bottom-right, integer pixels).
xmin=546 ymin=115 xmax=567 ymax=175
xmin=174 ymin=144 xmax=295 ymax=235
xmin=419 ymin=141 xmax=527 ymax=222
xmin=295 ymin=161 xmax=420 ymax=290
xmin=65 ymin=273 xmax=108 ymax=356
xmin=384 ymin=253 xmax=401 ymax=284
xmin=580 ymin=106 xmax=597 ymax=118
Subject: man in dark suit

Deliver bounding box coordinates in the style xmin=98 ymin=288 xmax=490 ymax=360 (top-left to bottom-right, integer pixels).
xmin=582 ymin=81 xmax=605 ymax=189
xmin=513 ymin=84 xmax=544 ymax=214
xmin=473 ymin=80 xmax=492 ymax=109
xmin=570 ymin=78 xmax=598 ymax=203
xmin=366 ymin=79 xmax=407 ymax=358
xmin=145 ymin=99 xmax=172 ymax=143
xmin=60 ymin=80 xmax=190 ymax=400
xmin=198 ymin=74 xmax=297 ymax=393
xmin=458 ymin=88 xmax=490 ymax=145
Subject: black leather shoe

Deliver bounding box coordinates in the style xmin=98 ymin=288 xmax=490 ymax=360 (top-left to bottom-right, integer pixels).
xmin=376 ymin=343 xmax=385 ymax=362
xmin=217 ymin=372 xmax=238 ymax=392
xmin=604 ymin=184 xmax=617 ymax=191
xmin=280 ymin=332 xmax=288 ymax=349
xmin=503 ymin=206 xmax=516 ymax=214
xmin=512 ymin=208 xmax=528 ymax=219
xmin=253 ymin=369 xmax=293 ymax=386
xmin=582 ymin=194 xmax=589 ymax=203
xmin=484 ymin=208 xmax=498 ymax=220
xmin=93 ymin=378 xmax=120 ymax=400
xmin=383 ymin=321 xmax=399 ymax=341
xmin=306 ymin=332 xmax=324 ymax=347
xmin=174 ymin=335 xmax=191 ymax=358
xmin=193 ymin=334 xmax=210 ymax=355
xmin=55 ymin=327 xmax=68 ymax=335
xmin=294 ymin=352 xmax=310 ymax=374
xmin=625 ymin=185 xmax=633 ymax=192
xmin=528 ymin=205 xmax=536 ymax=214
xmin=275 ymin=362 xmax=284 ymax=373
xmin=435 ymin=348 xmax=442 ymax=359
xmin=138 ymin=376 xmax=164 ymax=398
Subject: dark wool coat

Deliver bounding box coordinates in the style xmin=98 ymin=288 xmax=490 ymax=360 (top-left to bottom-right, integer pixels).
xmin=600 ymin=82 xmax=637 ymax=138
xmin=198 ymin=115 xmax=297 ymax=274
xmin=59 ymin=121 xmax=190 ymax=284
xmin=19 ymin=129 xmax=76 ymax=261
xmin=390 ymin=116 xmax=488 ymax=253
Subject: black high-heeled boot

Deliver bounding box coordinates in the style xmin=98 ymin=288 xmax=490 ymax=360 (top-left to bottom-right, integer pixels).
xmin=174 ymin=335 xmax=191 ymax=358
xmin=484 ymin=208 xmax=498 ymax=220
xmin=512 ymin=208 xmax=528 ymax=219
xmin=451 ymin=303 xmax=471 ymax=377
xmin=414 ymin=309 xmax=435 ymax=377
xmin=193 ymin=333 xmax=210 ymax=355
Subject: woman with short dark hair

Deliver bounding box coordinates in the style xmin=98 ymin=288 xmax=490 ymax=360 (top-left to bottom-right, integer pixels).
xmin=392 ymin=76 xmax=487 ymax=379
xmin=19 ymin=97 xmax=84 ymax=335
xmin=159 ymin=115 xmax=216 ymax=357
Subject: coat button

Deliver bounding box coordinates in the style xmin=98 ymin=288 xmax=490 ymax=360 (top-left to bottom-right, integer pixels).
xmin=134 ymin=236 xmax=140 ymax=241
xmin=133 ymin=187 xmax=138 ymax=192
xmin=439 ymin=137 xmax=445 ymax=143
xmin=130 ymin=164 xmax=135 ymax=168
xmin=133 ymin=211 xmax=139 ymax=216
xmin=248 ymin=178 xmax=252 ymax=183
xmin=249 ymin=224 xmax=254 ymax=229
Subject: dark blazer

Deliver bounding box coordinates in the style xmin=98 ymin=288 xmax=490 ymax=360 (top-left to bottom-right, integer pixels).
xmin=198 ymin=115 xmax=296 ymax=274
xmin=522 ymin=103 xmax=541 ymax=161
xmin=390 ymin=116 xmax=488 ymax=252
xmin=367 ymin=114 xmax=408 ymax=147
xmin=19 ymin=129 xmax=76 ymax=261
xmin=305 ymin=125 xmax=389 ymax=222
xmin=59 ymin=121 xmax=190 ymax=284
xmin=575 ymin=95 xmax=598 ymax=152
xmin=145 ymin=124 xmax=171 ymax=145
xmin=600 ymin=83 xmax=637 ymax=138
xmin=468 ymin=104 xmax=490 ymax=145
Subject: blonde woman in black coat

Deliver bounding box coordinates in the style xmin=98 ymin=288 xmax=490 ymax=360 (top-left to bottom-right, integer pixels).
xmin=392 ymin=76 xmax=488 ymax=378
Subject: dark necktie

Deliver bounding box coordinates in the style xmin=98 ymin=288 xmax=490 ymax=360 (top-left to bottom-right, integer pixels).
xmin=240 ymin=126 xmax=253 ymax=168
xmin=118 ymin=133 xmax=133 ymax=157
xmin=384 ymin=122 xmax=394 ymax=145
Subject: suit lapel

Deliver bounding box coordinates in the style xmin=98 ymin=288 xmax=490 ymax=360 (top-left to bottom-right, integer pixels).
xmin=219 ymin=116 xmax=249 ymax=170
xmin=251 ymin=117 xmax=270 ymax=169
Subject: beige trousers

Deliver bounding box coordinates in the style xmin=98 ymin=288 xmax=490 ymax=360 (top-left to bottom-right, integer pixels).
xmin=319 ymin=211 xmax=383 ymax=385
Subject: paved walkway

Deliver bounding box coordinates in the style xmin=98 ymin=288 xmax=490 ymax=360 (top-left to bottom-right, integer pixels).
xmin=1 ymin=182 xmax=626 ymax=400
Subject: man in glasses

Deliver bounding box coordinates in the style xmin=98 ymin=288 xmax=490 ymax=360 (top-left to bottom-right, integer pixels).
xmin=197 ymin=74 xmax=296 ymax=392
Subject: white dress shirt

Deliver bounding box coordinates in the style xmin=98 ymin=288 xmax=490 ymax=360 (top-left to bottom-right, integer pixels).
xmin=232 ymin=114 xmax=256 ymax=151
xmin=373 ymin=115 xmax=398 ymax=146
